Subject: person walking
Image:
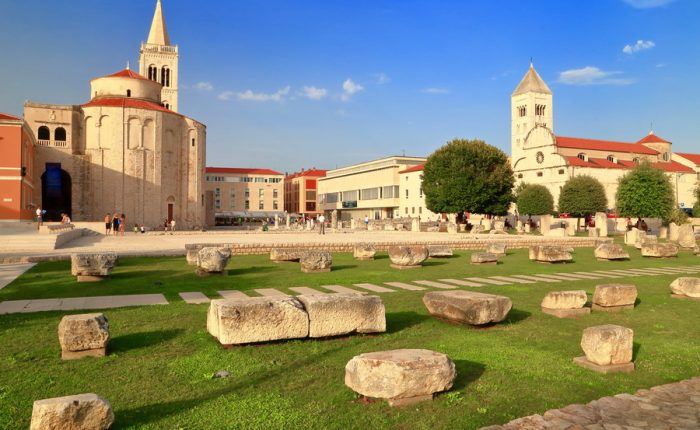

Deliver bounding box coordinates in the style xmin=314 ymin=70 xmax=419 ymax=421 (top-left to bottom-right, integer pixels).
xmin=318 ymin=213 xmax=326 ymax=235
xmin=170 ymin=219 xmax=176 ymax=231
xmin=104 ymin=213 xmax=112 ymax=235
xmin=112 ymin=213 xmax=120 ymax=237
xmin=119 ymin=214 xmax=126 ymax=236
xmin=35 ymin=207 xmax=43 ymax=230
xmin=364 ymin=214 xmax=369 ymax=228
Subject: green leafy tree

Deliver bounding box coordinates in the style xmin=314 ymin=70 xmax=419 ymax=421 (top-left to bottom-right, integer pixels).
xmin=694 ymin=186 xmax=700 ymax=218
xmin=517 ymin=184 xmax=554 ymax=218
xmin=615 ymin=161 xmax=674 ymax=222
xmin=422 ymin=138 xmax=514 ymax=216
xmin=558 ymin=175 xmax=607 ymax=229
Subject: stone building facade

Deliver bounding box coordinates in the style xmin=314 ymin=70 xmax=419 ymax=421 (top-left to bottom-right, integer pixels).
xmin=204 ymin=167 xmax=284 ymax=223
xmin=284 ymin=168 xmax=327 ymax=217
xmin=20 ymin=0 xmax=206 ymax=228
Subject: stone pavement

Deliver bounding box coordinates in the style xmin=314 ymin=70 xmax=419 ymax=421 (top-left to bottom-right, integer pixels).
xmin=0 ymin=294 xmax=168 ymax=314
xmin=481 ymin=376 xmax=700 ymax=429
xmin=0 ymin=263 xmax=35 ymax=290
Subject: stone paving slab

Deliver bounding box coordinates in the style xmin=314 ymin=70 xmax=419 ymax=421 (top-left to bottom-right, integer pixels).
xmin=481 ymin=376 xmax=700 ymax=430
xmin=534 ymin=274 xmax=585 ymax=281
xmin=384 ymin=282 xmax=426 ymax=291
xmin=0 ymin=263 xmax=35 ymax=290
xmin=589 ymin=271 xmax=624 ymax=278
xmin=0 ymin=294 xmax=168 ymax=314
xmin=560 ymin=272 xmax=601 ymax=279
xmin=353 ymin=283 xmax=395 ymax=293
xmin=510 ymin=275 xmax=561 ymax=283
xmin=607 ymin=269 xmax=653 ymax=276
xmin=634 ymin=268 xmax=681 ymax=274
xmin=217 ymin=290 xmax=250 ymax=300
xmin=489 ymin=276 xmax=535 ymax=284
xmin=321 ymin=285 xmax=365 ymax=294
xmin=619 ymin=269 xmax=661 ymax=276
xmin=438 ymin=278 xmax=485 ymax=287
xmin=467 ymin=277 xmax=511 ymax=285
xmin=289 ymin=287 xmax=328 ymax=295
xmin=254 ymin=288 xmax=289 ymax=297
xmin=413 ymin=280 xmax=458 ymax=289
xmin=179 ymin=292 xmax=210 ymax=304
xmin=661 ymin=266 xmax=698 ymax=273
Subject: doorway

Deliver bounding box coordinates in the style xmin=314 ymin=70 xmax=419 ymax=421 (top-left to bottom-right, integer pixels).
xmin=167 ymin=203 xmax=174 ymax=223
xmin=41 ymin=163 xmax=71 ymax=221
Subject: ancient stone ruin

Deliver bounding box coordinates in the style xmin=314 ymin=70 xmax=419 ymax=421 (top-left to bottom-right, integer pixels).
xmin=592 ymin=284 xmax=637 ymax=312
xmin=70 ymin=252 xmax=118 ymax=282
xmin=641 ymin=242 xmax=679 ymax=258
xmin=423 ymin=290 xmax=512 ymax=325
xmin=470 ymin=252 xmax=499 ymax=265
xmin=185 ymin=243 xmax=230 ymax=265
xmin=574 ymin=324 xmax=634 ymax=374
xmin=388 ymin=245 xmax=428 ymax=269
xmin=528 ymin=246 xmax=572 ymax=263
xmin=58 ymin=313 xmax=110 ymax=360
xmin=344 ymin=349 xmax=456 ymax=407
xmin=677 ymin=224 xmax=697 ymax=249
xmin=540 ymin=290 xmax=590 ymax=318
xmin=269 ymin=248 xmax=305 ymax=263
xmin=353 ymin=243 xmax=376 ymax=260
xmin=594 ymin=243 xmax=630 ymax=261
xmin=485 ymin=242 xmax=507 ymax=257
xmin=196 ymin=247 xmax=231 ymax=276
xmin=300 ymin=251 xmax=332 ymax=273
xmin=427 ymin=245 xmax=453 ymax=258
xmin=30 ymin=393 xmax=114 ymax=430
xmin=669 ymin=277 xmax=700 ymax=300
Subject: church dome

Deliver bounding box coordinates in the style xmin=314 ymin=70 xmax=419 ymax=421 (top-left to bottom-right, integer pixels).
xmin=89 ymin=68 xmax=162 ymax=103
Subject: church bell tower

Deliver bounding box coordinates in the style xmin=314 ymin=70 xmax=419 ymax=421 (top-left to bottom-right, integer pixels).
xmin=511 ymin=62 xmax=553 ymax=160
xmin=139 ymin=0 xmax=179 ymax=112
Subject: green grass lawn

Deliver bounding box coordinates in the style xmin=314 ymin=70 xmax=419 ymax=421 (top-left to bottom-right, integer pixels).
xmin=0 ymin=246 xmax=699 ymax=429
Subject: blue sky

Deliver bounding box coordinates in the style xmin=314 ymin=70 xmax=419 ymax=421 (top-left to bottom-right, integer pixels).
xmin=1 ymin=0 xmax=698 ymax=172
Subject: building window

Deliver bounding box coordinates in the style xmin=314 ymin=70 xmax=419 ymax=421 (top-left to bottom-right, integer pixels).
xmin=273 ymin=200 xmax=278 ymax=210
xmin=419 ymin=188 xmax=423 ymax=198
xmin=537 ymin=172 xmax=543 ymax=177
xmin=405 ymin=207 xmax=408 ymax=214
xmin=245 ymin=200 xmax=250 ymax=210
xmin=419 ymin=207 xmax=422 ymax=214
xmin=126 ymin=89 xmax=131 ymax=97
xmin=607 ymin=155 xmax=615 ymax=162
xmin=273 ymin=190 xmax=278 ymax=199
xmin=54 ymin=127 xmax=67 ymax=141
xmin=558 ymin=169 xmax=565 ymax=175
xmin=412 ymin=207 xmax=415 ymax=214
xmin=662 ymin=152 xmax=670 ymax=161
xmin=577 ymin=153 xmax=586 ymax=161
xmin=244 ymin=189 xmax=250 ymax=198
xmin=215 ymin=187 xmax=221 ymax=196
xmin=258 ymin=189 xmax=264 ymax=198
xmin=38 ymin=126 xmax=50 ymax=141
xmin=536 ymin=151 xmax=544 ymax=164
xmin=215 ymin=199 xmax=221 ymax=209
xmin=191 ymin=138 xmax=195 ymax=147
xmin=405 ymin=189 xmax=409 ymax=199
xmin=258 ymin=201 xmax=264 ymax=210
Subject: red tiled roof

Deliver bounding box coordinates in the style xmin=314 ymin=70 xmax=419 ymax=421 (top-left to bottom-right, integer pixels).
xmin=637 ymin=133 xmax=671 ymax=144
xmin=81 ymin=97 xmax=172 ymax=113
xmin=106 ymin=69 xmax=151 ymax=81
xmin=206 ymin=167 xmax=283 ymax=176
xmin=285 ymin=169 xmax=327 ymax=179
xmin=0 ymin=112 xmax=21 ymax=121
xmin=651 ymin=160 xmax=694 ymax=173
xmin=618 ymin=160 xmax=637 ymax=168
xmin=675 ymin=152 xmax=700 ymax=166
xmin=588 ymin=157 xmax=626 ymax=169
xmin=399 ymin=163 xmax=425 ymax=174
xmin=564 ymin=156 xmax=595 ymax=167
xmin=556 ymin=136 xmax=659 ymax=155
xmin=565 ymin=156 xmax=693 ymax=173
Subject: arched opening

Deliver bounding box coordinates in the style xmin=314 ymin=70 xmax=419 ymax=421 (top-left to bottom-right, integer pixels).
xmin=161 ymin=67 xmax=168 ymax=86
xmin=166 ymin=195 xmax=175 ymax=223
xmin=38 ymin=126 xmax=50 ymax=141
xmin=126 ymin=89 xmax=131 ymax=97
xmin=148 ymin=65 xmax=157 ymax=81
xmin=41 ymin=163 xmax=71 ymax=221
xmin=577 ymin=153 xmax=586 ymax=161
xmin=54 ymin=127 xmax=66 ymax=141
xmin=606 ymin=154 xmax=615 ymax=162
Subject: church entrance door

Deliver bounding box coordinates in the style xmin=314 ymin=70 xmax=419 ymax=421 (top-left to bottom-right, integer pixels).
xmin=41 ymin=163 xmax=71 ymax=222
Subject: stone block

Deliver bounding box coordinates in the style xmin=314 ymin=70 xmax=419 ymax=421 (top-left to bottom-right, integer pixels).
xmin=677 ymin=224 xmax=697 ymax=248
xmin=588 ymin=228 xmax=599 ymax=237
xmin=270 ymin=248 xmax=304 ymax=262
xmin=485 ymin=242 xmax=507 ymax=256
xmin=635 ymin=232 xmax=657 ymax=249
xmin=579 ymin=324 xmax=634 ymax=367
xmin=345 ymin=349 xmax=455 ymax=406
xmin=669 ymin=277 xmax=700 ymax=298
xmin=624 ymin=228 xmax=638 ymax=246
xmin=185 ymin=243 xmax=228 ymax=265
xmin=196 ymin=247 xmax=231 ymax=275
xmin=470 ymin=252 xmax=499 ymax=265
xmin=423 ymin=290 xmax=512 ymax=325
xmin=668 ymin=222 xmax=679 ymax=241
xmin=572 ymin=356 xmax=634 ymax=374
xmin=353 ymin=243 xmax=376 ymax=260
xmin=207 ymin=297 xmax=309 ymax=345
xmin=594 ymin=212 xmax=608 ymax=237
xmin=70 ymin=253 xmax=118 ymax=280
xmin=546 ymin=227 xmax=566 ymax=237
xmin=641 ymin=242 xmax=679 ymax=258
xmin=446 ymin=223 xmax=458 ymax=234
xmin=296 ymin=294 xmax=385 ymax=337
xmin=592 ymin=284 xmax=637 ymax=311
xmin=528 ymin=246 xmax=572 ymax=263
xmin=594 ymin=243 xmax=630 ymax=261
xmin=30 ymin=393 xmax=114 ymax=430
xmin=541 ymin=290 xmax=587 ymax=309
xmin=388 ymin=245 xmax=428 ymax=268
xmin=300 ymin=251 xmax=332 ymax=273
xmin=427 ymin=245 xmax=453 ymax=258
xmin=58 ymin=313 xmax=110 ymax=360
xmin=542 ymin=307 xmax=591 ymax=318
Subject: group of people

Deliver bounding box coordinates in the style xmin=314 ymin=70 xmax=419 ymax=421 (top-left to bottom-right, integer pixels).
xmin=104 ymin=213 xmax=126 ymax=236
xmin=163 ymin=219 xmax=176 ymax=231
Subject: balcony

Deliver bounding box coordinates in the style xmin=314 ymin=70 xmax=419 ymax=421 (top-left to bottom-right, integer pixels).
xmin=140 ymin=42 xmax=178 ymax=54
xmin=36 ymin=140 xmax=69 ymax=148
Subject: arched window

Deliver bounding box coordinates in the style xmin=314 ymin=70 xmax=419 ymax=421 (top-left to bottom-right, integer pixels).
xmin=54 ymin=127 xmax=66 ymax=141
xmin=662 ymin=152 xmax=670 ymax=161
xmin=607 ymin=155 xmax=615 ymax=162
xmin=38 ymin=126 xmax=50 ymax=141
xmin=633 ymin=157 xmax=640 ymax=164
xmin=126 ymin=89 xmax=131 ymax=97
xmin=148 ymin=65 xmax=157 ymax=81
xmin=161 ymin=67 xmax=169 ymax=86
xmin=577 ymin=153 xmax=586 ymax=160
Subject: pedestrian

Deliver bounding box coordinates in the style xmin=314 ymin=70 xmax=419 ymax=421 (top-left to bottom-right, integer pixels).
xmin=133 ymin=224 xmax=139 ymax=234
xmin=318 ymin=213 xmax=326 ymax=235
xmin=163 ymin=219 xmax=169 ymax=231
xmin=35 ymin=206 xmax=43 ymax=230
xmin=364 ymin=214 xmax=369 ymax=227
xmin=60 ymin=213 xmax=71 ymax=224
xmin=170 ymin=219 xmax=176 ymax=231
xmin=104 ymin=213 xmax=112 ymax=235
xmin=140 ymin=225 xmax=146 ymax=234
xmin=119 ymin=214 xmax=126 ymax=236
xmin=112 ymin=213 xmax=120 ymax=236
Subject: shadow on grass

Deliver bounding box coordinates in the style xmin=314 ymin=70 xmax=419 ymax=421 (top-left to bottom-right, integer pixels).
xmin=227 ymin=266 xmax=278 ymax=276
xmin=332 ymin=264 xmax=359 ymax=271
xmin=385 ymin=311 xmax=430 ymax=334
xmin=110 ymin=270 xmax=185 ymax=281
xmin=633 ymin=341 xmax=641 ymax=361
xmin=503 ymin=308 xmax=531 ymax=324
xmin=110 ymin=329 xmax=184 ymax=353
xmin=422 ymin=261 xmax=448 ymax=267
xmin=373 ymin=254 xmax=389 ymax=260
xmin=451 ymin=359 xmax=486 ymax=391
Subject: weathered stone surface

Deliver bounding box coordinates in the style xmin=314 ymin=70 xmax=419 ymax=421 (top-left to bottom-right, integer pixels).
xmin=30 ymin=393 xmax=114 ymax=430
xmin=470 ymin=252 xmax=499 ymax=265
xmin=427 ymin=245 xmax=453 ymax=258
xmin=593 ymin=284 xmax=637 ymax=308
xmin=594 ymin=243 xmax=630 ymax=261
xmin=546 ymin=227 xmax=566 ymax=237
xmin=677 ymin=224 xmax=697 ymax=248
xmin=70 ymin=253 xmax=118 ymax=277
xmin=207 ymin=297 xmax=309 ymax=345
xmin=485 ymin=242 xmax=507 ymax=256
xmin=423 ymin=290 xmax=512 ymax=325
xmin=197 ymin=247 xmax=231 ymax=274
xmin=58 ymin=313 xmax=110 ymax=359
xmin=185 ymin=243 xmax=229 ymax=265
xmin=528 ymin=246 xmax=572 ymax=263
xmin=300 ymin=251 xmax=332 ymax=273
xmin=541 ymin=290 xmax=587 ymax=310
xmin=595 ymin=212 xmax=608 ymax=237
xmin=388 ymin=245 xmax=428 ymax=268
xmin=588 ymin=228 xmax=599 ymax=237
xmin=668 ymin=222 xmax=680 ymax=241
xmin=635 ymin=232 xmax=657 ymax=249
xmin=695 ymin=245 xmax=700 ymax=256
xmin=580 ymin=325 xmax=633 ymax=365
xmin=296 ymin=294 xmax=385 ymax=337
xmin=669 ymin=277 xmax=700 ymax=298
xmin=270 ymin=248 xmax=304 ymax=262
xmin=641 ymin=242 xmax=679 ymax=258
xmin=446 ymin=223 xmax=458 ymax=234
xmin=344 ymin=349 xmax=455 ymax=404
xmin=624 ymin=228 xmax=638 ymax=246
xmin=353 ymin=244 xmax=376 ymax=260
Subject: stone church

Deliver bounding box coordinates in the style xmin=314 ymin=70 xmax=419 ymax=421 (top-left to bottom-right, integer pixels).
xmin=23 ymin=0 xmax=207 ymax=228
xmin=510 ymin=63 xmax=700 ymax=210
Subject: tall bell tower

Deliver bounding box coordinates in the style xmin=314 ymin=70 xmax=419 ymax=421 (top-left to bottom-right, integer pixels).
xmin=139 ymin=0 xmax=179 ymax=112
xmin=511 ymin=62 xmax=553 ymax=160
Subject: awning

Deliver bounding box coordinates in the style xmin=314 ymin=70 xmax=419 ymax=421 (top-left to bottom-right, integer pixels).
xmin=215 ymin=211 xmax=285 ymax=218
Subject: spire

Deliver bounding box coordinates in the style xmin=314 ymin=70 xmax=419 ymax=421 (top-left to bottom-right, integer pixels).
xmin=126 ymin=60 xmax=130 ymax=70
xmin=512 ymin=63 xmax=551 ymax=96
xmin=146 ymin=0 xmax=171 ymax=46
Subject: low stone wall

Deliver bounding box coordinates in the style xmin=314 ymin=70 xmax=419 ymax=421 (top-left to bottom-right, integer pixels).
xmin=39 ymin=224 xmax=75 ymax=235
xmin=54 ymin=228 xmax=86 ymax=249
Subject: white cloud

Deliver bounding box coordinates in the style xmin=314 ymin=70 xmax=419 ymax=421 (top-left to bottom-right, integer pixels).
xmin=300 ymin=86 xmax=327 ymax=100
xmin=656 ymin=63 xmax=667 ymax=68
xmin=236 ymin=86 xmax=291 ymax=102
xmin=341 ymin=79 xmax=364 ymax=101
xmin=421 ymin=87 xmax=450 ymax=94
xmin=621 ymin=0 xmax=675 ymax=8
xmin=217 ymin=91 xmax=235 ymax=101
xmin=373 ymin=73 xmax=391 ymax=85
xmin=622 ymin=40 xmax=655 ymax=54
xmin=194 ymin=81 xmax=213 ymax=91
xmin=558 ymin=66 xmax=634 ymax=86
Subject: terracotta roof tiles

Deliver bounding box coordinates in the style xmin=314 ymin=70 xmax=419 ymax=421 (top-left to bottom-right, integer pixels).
xmin=556 ymin=136 xmax=659 ymax=155
xmin=206 ymin=167 xmax=283 ymax=176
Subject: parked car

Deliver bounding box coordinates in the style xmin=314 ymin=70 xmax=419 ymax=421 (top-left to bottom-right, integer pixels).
xmin=680 ymin=208 xmax=693 ymax=216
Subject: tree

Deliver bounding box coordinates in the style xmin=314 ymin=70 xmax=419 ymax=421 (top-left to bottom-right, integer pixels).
xmin=422 ymin=139 xmax=514 ymax=216
xmin=615 ymin=161 xmax=674 ymax=222
xmin=517 ymin=184 xmax=554 ymax=217
xmin=694 ymin=186 xmax=700 ymax=218
xmin=558 ymin=175 xmax=607 ymax=229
